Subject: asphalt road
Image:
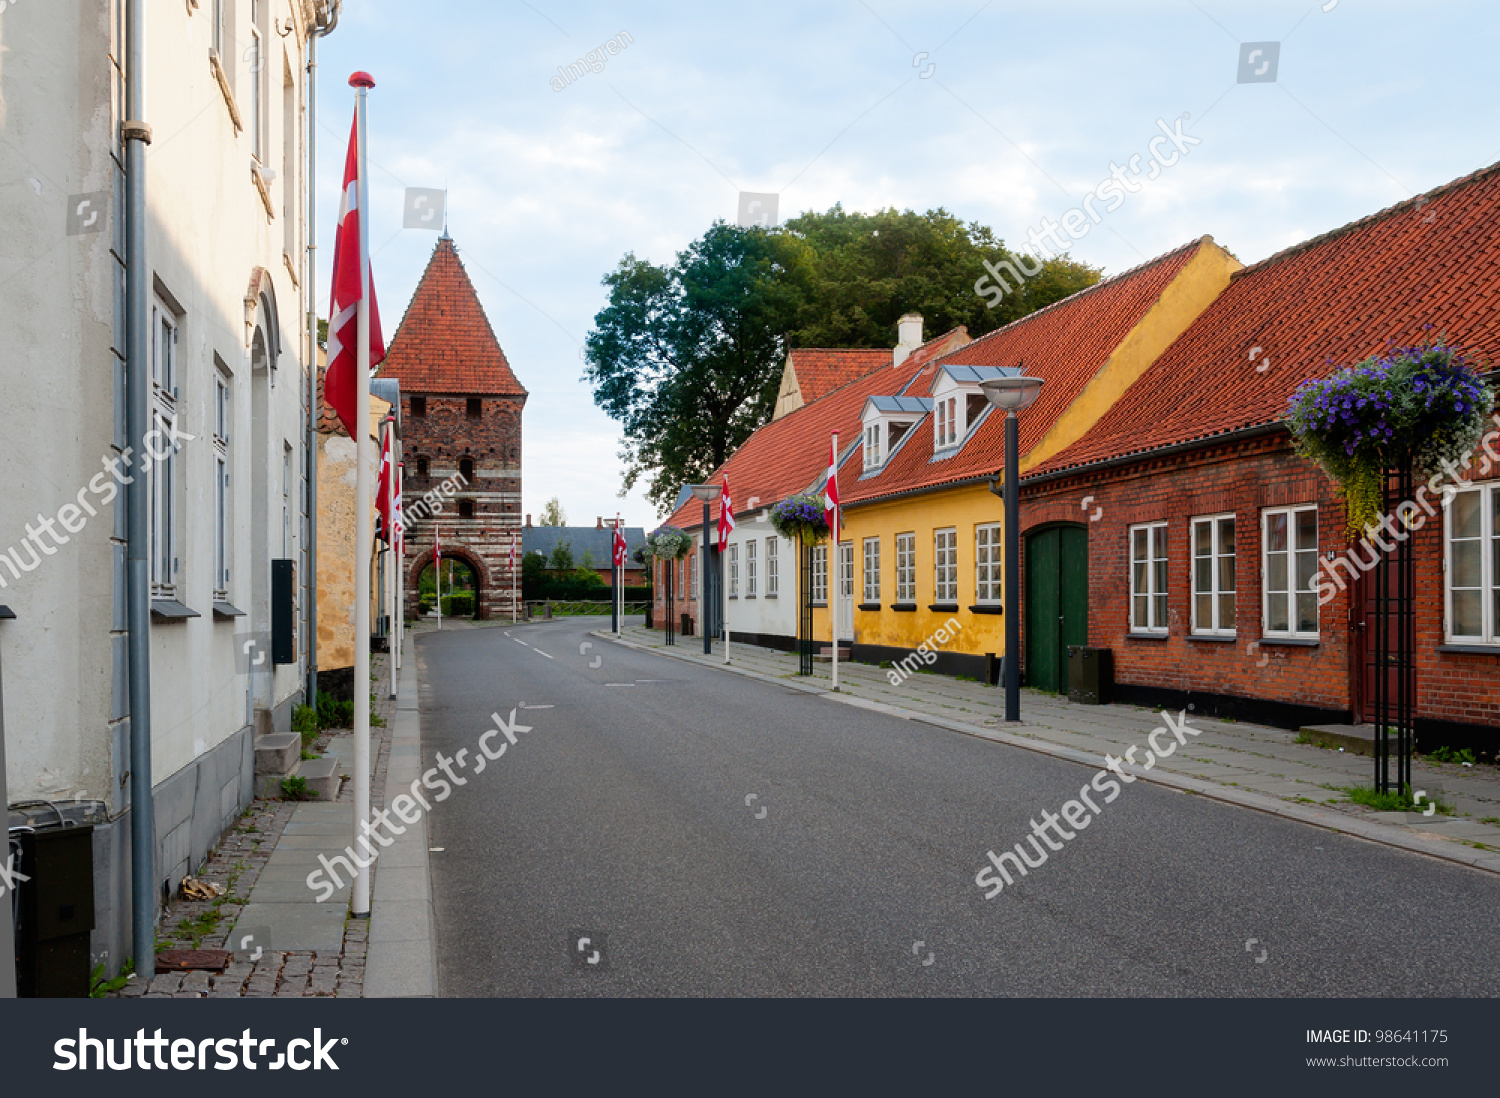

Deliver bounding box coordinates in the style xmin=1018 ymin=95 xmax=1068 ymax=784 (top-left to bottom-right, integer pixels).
xmin=418 ymin=617 xmax=1500 ymax=997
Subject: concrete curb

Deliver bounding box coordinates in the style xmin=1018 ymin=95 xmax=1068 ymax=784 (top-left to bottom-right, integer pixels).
xmin=595 ymin=630 xmax=1500 ymax=878
xmin=363 ymin=634 xmax=440 ymax=997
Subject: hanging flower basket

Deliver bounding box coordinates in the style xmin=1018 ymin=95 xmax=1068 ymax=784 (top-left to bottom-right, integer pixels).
xmin=1286 ymin=340 xmax=1494 ymax=536
xmin=647 ymin=524 xmax=691 ymax=560
xmin=769 ymin=493 xmax=831 ymax=544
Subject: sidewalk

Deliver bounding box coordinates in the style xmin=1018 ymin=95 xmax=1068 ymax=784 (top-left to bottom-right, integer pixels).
xmin=599 ymin=625 xmax=1500 ymax=876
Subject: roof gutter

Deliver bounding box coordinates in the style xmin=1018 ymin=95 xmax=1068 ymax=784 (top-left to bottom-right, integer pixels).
xmin=1018 ymin=422 xmax=1289 ymax=489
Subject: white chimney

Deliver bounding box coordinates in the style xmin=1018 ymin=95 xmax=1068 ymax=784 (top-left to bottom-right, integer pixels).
xmin=894 ymin=313 xmax=924 ymax=366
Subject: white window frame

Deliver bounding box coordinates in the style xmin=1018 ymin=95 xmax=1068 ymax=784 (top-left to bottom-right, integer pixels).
xmin=811 ymin=544 xmax=828 ymax=604
xmin=1129 ymin=521 xmax=1168 ymax=634
xmin=1261 ymin=505 xmax=1319 ymax=639
xmin=766 ymin=536 xmax=778 ymax=596
xmin=863 ymin=537 xmax=880 ymax=603
xmin=213 ymin=369 xmax=231 ymax=598
xmin=150 ymin=300 xmax=178 ymax=597
xmin=975 ymin=523 xmax=1002 ymax=604
xmin=934 ymin=528 xmax=957 ymax=603
xmin=689 ymin=551 xmax=697 ymax=600
xmin=249 ymin=0 xmax=265 ymax=164
xmin=746 ymin=538 xmax=757 ymax=597
xmin=728 ymin=543 xmax=739 ymax=598
xmin=896 ymin=532 xmax=916 ymax=603
xmin=1445 ymin=483 xmax=1500 ymax=645
xmin=934 ymin=396 xmax=960 ymax=449
xmin=864 ymin=422 xmax=881 ymax=470
xmin=1190 ymin=514 xmax=1236 ymax=636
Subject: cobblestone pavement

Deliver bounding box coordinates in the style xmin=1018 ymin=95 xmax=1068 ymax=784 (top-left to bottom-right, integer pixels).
xmin=607 ymin=625 xmax=1500 ymax=856
xmin=114 ymin=651 xmax=396 ymax=998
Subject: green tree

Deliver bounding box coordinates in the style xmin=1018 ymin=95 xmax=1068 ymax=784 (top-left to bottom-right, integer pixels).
xmin=538 ymin=497 xmax=567 ymax=526
xmin=584 ymin=208 xmax=1100 ymax=510
xmin=548 ymin=539 xmax=575 ymax=571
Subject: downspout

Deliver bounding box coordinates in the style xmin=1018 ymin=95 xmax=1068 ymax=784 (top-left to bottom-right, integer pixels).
xmin=306 ymin=1 xmax=341 ymax=710
xmin=122 ymin=0 xmax=157 ymax=974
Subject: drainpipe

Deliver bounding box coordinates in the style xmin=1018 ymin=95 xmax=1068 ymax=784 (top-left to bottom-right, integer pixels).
xmin=122 ymin=0 xmax=157 ymax=975
xmin=306 ymin=1 xmax=342 ymax=711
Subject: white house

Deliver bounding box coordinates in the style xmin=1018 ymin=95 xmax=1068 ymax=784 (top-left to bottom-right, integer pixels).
xmin=0 ymin=0 xmax=337 ymax=973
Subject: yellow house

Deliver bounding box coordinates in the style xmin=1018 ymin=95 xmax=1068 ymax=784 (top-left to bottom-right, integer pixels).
xmin=818 ymin=238 xmax=1242 ymax=677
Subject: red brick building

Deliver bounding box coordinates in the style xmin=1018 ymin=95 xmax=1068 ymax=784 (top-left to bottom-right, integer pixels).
xmin=380 ymin=234 xmax=527 ymax=619
xmin=1021 ymin=164 xmax=1500 ymax=752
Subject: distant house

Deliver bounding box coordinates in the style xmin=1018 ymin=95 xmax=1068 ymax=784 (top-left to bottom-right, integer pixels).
xmin=523 ymin=517 xmax=649 ymax=584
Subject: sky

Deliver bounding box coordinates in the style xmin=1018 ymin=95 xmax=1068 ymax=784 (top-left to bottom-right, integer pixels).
xmin=312 ymin=0 xmax=1500 ymax=527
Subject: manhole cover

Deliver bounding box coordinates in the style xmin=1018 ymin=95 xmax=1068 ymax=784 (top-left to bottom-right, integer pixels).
xmin=155 ymin=949 xmax=233 ymax=974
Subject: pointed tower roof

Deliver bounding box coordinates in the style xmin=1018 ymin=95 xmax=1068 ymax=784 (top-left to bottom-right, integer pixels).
xmin=381 ymin=236 xmax=527 ymax=397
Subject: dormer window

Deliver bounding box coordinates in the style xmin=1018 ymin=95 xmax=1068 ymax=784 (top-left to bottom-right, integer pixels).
xmin=929 ymin=363 xmax=1022 ymax=456
xmin=860 ymin=395 xmax=931 ymax=472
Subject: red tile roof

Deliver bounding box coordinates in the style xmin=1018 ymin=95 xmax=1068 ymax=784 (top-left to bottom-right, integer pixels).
xmin=666 ymin=330 xmax=969 ymax=530
xmin=786 ymin=348 xmax=893 ymax=406
xmin=379 ymin=236 xmax=527 ymax=397
xmin=842 ymin=238 xmax=1212 ymax=505
xmin=1027 ymin=162 xmax=1500 ymax=479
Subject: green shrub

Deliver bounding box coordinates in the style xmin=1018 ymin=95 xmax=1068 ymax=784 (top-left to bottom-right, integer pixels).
xmin=1426 ymin=745 xmax=1477 ymax=765
xmin=440 ymin=592 xmax=475 ymax=617
xmin=316 ymin=692 xmax=355 ymax=730
xmin=280 ymin=775 xmax=310 ymax=800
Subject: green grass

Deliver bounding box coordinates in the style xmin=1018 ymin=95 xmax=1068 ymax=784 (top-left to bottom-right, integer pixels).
xmin=1424 ymin=746 xmax=1478 ymax=765
xmin=280 ymin=775 xmax=309 ymax=801
xmin=1480 ymin=817 xmax=1499 ymax=826
xmin=1328 ymin=783 xmax=1454 ymax=815
xmin=89 ymin=959 xmax=133 ymax=997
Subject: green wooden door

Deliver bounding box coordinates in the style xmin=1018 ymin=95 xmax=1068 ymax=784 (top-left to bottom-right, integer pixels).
xmin=1025 ymin=526 xmax=1089 ymax=694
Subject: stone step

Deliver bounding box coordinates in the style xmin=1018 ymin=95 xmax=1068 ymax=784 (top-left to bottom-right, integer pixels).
xmin=1299 ymin=723 xmax=1379 ymax=757
xmin=254 ymin=732 xmax=300 ymax=776
xmin=293 ymin=756 xmax=342 ymax=801
xmin=813 ymin=646 xmax=852 ymax=662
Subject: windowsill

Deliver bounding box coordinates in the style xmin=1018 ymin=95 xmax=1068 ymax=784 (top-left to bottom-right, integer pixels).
xmin=765 ymin=594 xmax=777 ymax=599
xmin=745 ymin=595 xmax=757 ymax=600
xmin=251 ymin=163 xmax=277 ymax=219
xmin=968 ymin=604 xmax=1003 ymax=615
xmin=891 ymin=602 xmax=917 ymax=612
xmin=212 ymin=601 xmax=246 ymax=621
xmin=1257 ymin=636 xmax=1320 ymax=647
xmin=151 ymin=599 xmax=200 ymax=622
xmin=928 ymin=602 xmax=959 ymax=613
xmin=1187 ymin=633 xmax=1236 ymax=643
xmin=208 ymin=50 xmax=243 ymax=133
xmin=1126 ymin=631 xmax=1169 ymax=641
xmin=810 ymin=601 xmax=827 ymax=608
xmin=1437 ymin=643 xmax=1500 ymax=655
xmin=282 ymin=251 xmax=299 ymax=288
xmin=858 ymin=601 xmax=882 ymax=611
xmin=728 ymin=595 xmax=738 ymax=600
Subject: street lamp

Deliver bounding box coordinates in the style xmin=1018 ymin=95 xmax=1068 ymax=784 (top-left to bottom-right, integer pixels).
xmin=981 ymin=371 xmax=1045 ymax=722
xmin=688 ymin=483 xmax=723 ymax=655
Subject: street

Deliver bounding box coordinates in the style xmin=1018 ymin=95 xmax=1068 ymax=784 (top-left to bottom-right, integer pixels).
xmin=419 ymin=618 xmax=1500 ymax=997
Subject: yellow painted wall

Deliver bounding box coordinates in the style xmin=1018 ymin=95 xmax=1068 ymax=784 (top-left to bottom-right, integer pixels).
xmin=816 ymin=482 xmax=1007 ymax=657
xmin=315 ymin=393 xmax=390 ymax=672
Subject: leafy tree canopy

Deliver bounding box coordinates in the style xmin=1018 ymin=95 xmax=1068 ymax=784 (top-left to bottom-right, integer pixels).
xmin=584 ymin=207 xmax=1101 ymax=511
xmin=538 ymin=497 xmax=567 ymax=526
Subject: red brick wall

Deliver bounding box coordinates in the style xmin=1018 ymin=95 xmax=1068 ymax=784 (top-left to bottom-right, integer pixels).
xmin=401 ymin=393 xmax=524 ymax=619
xmin=1022 ymin=432 xmax=1500 ymax=732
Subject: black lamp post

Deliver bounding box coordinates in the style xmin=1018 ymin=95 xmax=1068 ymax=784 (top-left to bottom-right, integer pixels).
xmin=981 ymin=372 xmax=1045 ymax=722
xmin=687 ymin=484 xmax=724 ymax=655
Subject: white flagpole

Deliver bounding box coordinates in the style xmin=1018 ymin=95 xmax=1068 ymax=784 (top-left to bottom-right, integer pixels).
xmin=512 ymin=531 xmax=518 ymax=624
xmin=614 ymin=514 xmax=622 ymax=637
xmin=830 ymin=432 xmax=839 ymax=691
xmin=385 ymin=421 xmax=397 ymax=699
xmin=350 ymin=71 xmax=374 ymax=919
xmin=722 ymin=519 xmax=730 ymax=664
xmin=394 ymin=460 xmax=403 ymax=673
xmin=435 ymin=528 xmax=442 ymax=631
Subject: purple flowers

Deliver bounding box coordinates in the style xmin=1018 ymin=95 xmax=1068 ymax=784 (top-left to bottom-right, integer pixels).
xmin=769 ymin=493 xmax=831 ymax=543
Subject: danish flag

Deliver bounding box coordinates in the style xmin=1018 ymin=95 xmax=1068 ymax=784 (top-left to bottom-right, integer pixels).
xmin=612 ymin=515 xmax=628 ymax=567
xmin=824 ymin=435 xmax=840 ymax=541
xmin=324 ymin=111 xmax=385 ymax=437
xmin=717 ymin=476 xmax=735 ymax=544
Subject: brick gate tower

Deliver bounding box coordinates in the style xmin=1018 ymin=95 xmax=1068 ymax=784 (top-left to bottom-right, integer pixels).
xmin=380 ymin=233 xmax=527 ymax=619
